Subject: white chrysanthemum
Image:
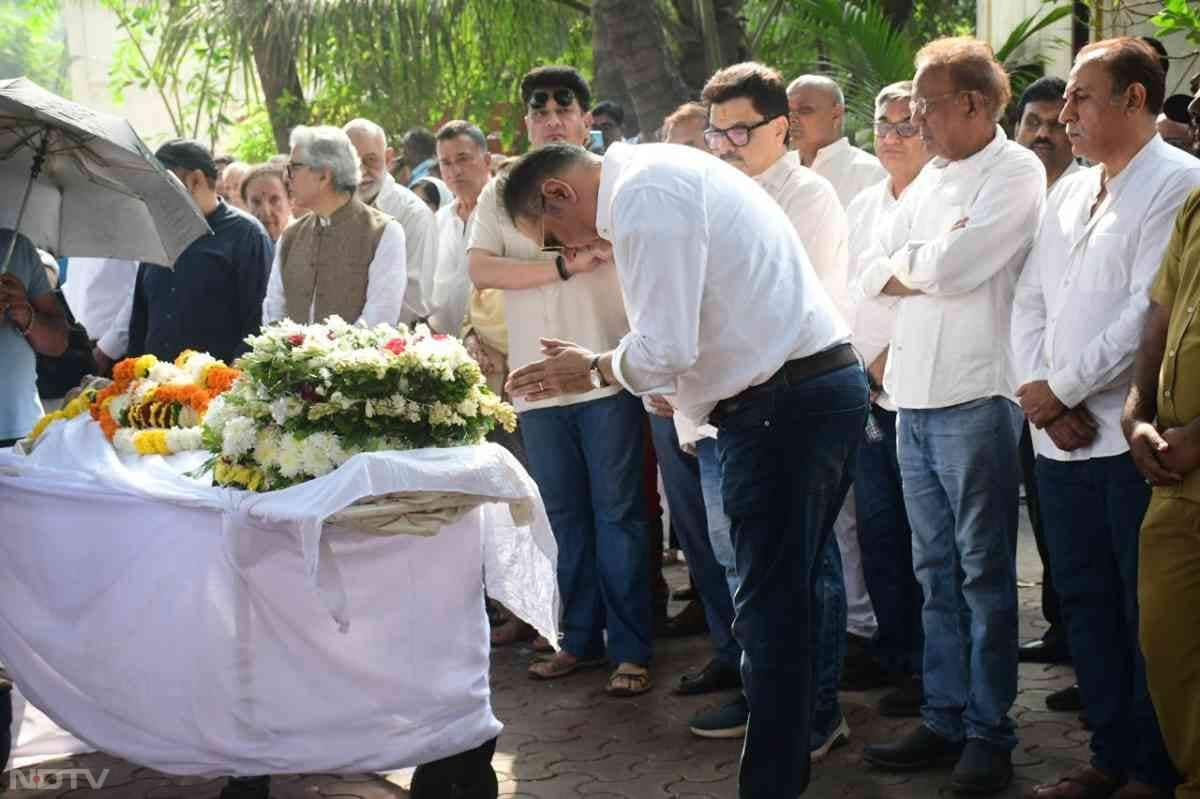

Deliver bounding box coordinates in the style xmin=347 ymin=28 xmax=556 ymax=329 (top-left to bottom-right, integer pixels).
xmin=254 ymin=426 xmax=282 ymax=465
xmin=147 ymin=362 xmax=188 ymax=385
xmin=270 ymin=396 xmax=303 ymax=426
xmin=166 ymin=427 xmax=204 ymax=452
xmin=456 ymin=396 xmax=480 ymax=418
xmin=203 ymin=394 xmax=230 ymax=431
xmin=275 ymin=434 xmax=305 ymax=478
xmin=221 ymin=416 xmax=257 ymax=458
xmin=112 ymin=429 xmax=137 ymax=454
xmin=186 ymin=354 xmax=218 ymax=384
xmin=108 ymin=393 xmax=132 ymax=422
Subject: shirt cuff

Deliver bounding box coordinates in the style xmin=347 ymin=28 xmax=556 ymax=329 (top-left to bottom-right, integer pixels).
xmin=859 ymin=258 xmax=896 ymax=299
xmin=96 ymin=329 xmax=126 ymax=360
xmin=611 ymin=336 xmax=674 ymax=397
xmin=1047 ymin=369 xmax=1087 ymax=410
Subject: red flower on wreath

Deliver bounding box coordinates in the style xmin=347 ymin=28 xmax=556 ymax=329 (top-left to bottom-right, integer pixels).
xmin=299 ymin=383 xmax=320 ymax=402
xmin=287 ymin=333 xmax=305 ymax=347
xmin=383 ymin=338 xmax=407 ymax=355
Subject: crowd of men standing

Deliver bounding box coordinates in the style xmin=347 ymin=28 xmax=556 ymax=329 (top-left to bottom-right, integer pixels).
xmin=1 ymin=28 xmax=1200 ymax=799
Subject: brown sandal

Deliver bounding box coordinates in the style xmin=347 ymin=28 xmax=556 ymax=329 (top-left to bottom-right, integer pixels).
xmin=605 ymin=663 xmax=652 ymax=697
xmin=490 ymin=618 xmax=535 ymax=647
xmin=527 ymin=652 xmax=605 ymax=680
xmin=530 ymin=635 xmax=554 ymax=653
xmin=1027 ymin=765 xmax=1121 ymax=799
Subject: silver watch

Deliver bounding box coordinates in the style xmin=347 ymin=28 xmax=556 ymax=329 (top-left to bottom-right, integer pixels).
xmin=589 ymin=356 xmax=608 ymax=389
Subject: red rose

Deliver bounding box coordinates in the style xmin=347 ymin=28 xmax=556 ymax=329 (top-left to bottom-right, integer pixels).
xmin=287 ymin=333 xmax=305 ymax=346
xmin=383 ymin=338 xmax=407 ymax=355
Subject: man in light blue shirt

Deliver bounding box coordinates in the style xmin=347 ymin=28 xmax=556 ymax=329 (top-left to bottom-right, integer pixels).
xmin=0 ymin=228 xmax=68 ymax=446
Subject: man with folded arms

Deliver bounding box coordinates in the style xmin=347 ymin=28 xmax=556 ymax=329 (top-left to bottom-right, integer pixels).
xmin=500 ymin=140 xmax=866 ymax=798
xmin=857 ymin=38 xmax=1046 ymax=795
xmin=1013 ymin=37 xmax=1197 ymax=799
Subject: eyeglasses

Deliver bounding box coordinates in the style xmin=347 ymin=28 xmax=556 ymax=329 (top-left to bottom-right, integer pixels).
xmin=910 ymin=91 xmax=969 ymax=117
xmin=539 ymin=194 xmax=562 ymax=253
xmin=528 ymin=88 xmax=577 ymax=111
xmin=874 ymin=120 xmax=920 ymax=139
xmin=703 ymin=115 xmax=784 ymax=149
xmin=285 ymin=161 xmax=310 ymax=179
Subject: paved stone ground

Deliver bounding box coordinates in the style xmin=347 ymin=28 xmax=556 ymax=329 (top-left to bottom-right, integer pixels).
xmin=4 ymin=510 xmax=1088 ymax=798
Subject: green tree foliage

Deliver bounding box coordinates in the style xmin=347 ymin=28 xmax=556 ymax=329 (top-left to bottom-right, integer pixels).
xmin=0 ymin=0 xmax=70 ymax=94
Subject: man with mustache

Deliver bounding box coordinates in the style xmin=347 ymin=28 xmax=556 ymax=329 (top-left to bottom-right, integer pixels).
xmin=1016 ymin=77 xmax=1080 ymax=191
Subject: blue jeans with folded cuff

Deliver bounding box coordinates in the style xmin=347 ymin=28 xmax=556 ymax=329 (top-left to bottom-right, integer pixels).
xmin=649 ymin=415 xmax=739 ymax=669
xmin=855 ymin=406 xmax=924 ymax=677
xmin=900 ymin=396 xmax=1022 ymax=750
xmin=714 ymin=362 xmax=867 ymax=798
xmin=519 ymin=391 xmax=651 ymax=665
xmin=1036 ymin=453 xmax=1177 ymax=789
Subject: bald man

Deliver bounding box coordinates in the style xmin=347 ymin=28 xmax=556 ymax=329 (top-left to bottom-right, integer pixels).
xmin=344 ymin=118 xmax=440 ymax=325
xmin=788 ymin=75 xmax=886 ymax=207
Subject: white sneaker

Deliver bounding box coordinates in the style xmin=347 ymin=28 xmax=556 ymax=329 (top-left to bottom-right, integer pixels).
xmin=810 ymin=715 xmax=851 ymax=762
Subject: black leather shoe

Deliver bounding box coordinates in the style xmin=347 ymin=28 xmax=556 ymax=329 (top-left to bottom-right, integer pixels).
xmin=863 ymin=724 xmax=964 ymax=770
xmin=950 ymin=739 xmax=1012 ymax=795
xmin=661 ymin=600 xmax=708 ymax=638
xmin=1046 ymin=684 xmax=1083 ymax=712
xmin=879 ymin=674 xmax=923 ymax=718
xmin=841 ymin=634 xmax=891 ymax=691
xmin=673 ymin=658 xmax=741 ymax=696
xmin=1018 ymin=634 xmax=1071 ymax=664
xmin=220 ymin=776 xmax=271 ymax=799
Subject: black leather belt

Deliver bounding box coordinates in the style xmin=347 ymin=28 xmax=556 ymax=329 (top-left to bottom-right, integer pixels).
xmin=711 ymin=343 xmax=858 ymax=424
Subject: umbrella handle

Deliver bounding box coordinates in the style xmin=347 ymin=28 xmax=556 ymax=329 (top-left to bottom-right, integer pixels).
xmin=0 ymin=129 xmax=49 ymax=275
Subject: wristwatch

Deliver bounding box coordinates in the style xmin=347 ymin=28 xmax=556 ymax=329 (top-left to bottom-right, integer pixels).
xmin=555 ymin=253 xmax=571 ymax=281
xmin=589 ymin=355 xmax=608 ymax=389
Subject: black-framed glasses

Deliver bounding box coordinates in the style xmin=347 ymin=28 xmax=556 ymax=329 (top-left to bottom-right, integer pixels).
xmin=285 ymin=161 xmax=310 ymax=179
xmin=528 ymin=88 xmax=577 ymax=110
xmin=703 ymin=114 xmax=784 ymax=149
xmin=873 ymin=120 xmax=920 ymax=139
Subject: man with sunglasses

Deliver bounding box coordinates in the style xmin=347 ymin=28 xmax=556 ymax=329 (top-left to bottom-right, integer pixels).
xmin=467 ymin=66 xmax=655 ymax=698
xmin=844 ymin=81 xmax=931 ymax=722
xmin=855 ymin=39 xmax=1046 ymax=795
xmin=687 ymin=60 xmax=855 ymax=760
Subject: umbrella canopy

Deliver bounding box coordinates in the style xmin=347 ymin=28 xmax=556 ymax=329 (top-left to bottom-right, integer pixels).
xmin=0 ymin=76 xmax=210 ymax=269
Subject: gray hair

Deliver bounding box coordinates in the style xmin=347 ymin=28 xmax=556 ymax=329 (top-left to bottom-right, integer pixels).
xmin=786 ymin=74 xmax=845 ymax=107
xmin=342 ymin=118 xmax=389 ymax=147
xmin=875 ymin=81 xmax=914 ymax=118
xmin=289 ymin=125 xmax=362 ymax=194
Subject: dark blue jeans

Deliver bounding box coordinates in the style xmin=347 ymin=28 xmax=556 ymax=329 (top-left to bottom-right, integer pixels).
xmin=715 ymin=362 xmax=867 ymax=799
xmin=520 ymin=392 xmax=651 ymax=665
xmin=855 ymin=406 xmax=923 ymax=676
xmin=1036 ymin=453 xmax=1177 ymax=788
xmin=648 ymin=414 xmax=738 ymax=668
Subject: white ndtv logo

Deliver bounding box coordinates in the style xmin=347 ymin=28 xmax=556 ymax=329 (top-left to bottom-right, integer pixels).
xmin=9 ymin=768 xmax=110 ymax=790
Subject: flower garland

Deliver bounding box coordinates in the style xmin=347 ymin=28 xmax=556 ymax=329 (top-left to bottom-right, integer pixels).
xmin=29 ymin=350 xmax=243 ymax=457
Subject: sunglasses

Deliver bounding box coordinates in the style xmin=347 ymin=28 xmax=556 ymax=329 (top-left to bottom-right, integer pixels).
xmin=873 ymin=120 xmax=920 ymax=139
xmin=528 ymin=88 xmax=578 ymax=110
xmin=703 ymin=115 xmax=784 ymax=149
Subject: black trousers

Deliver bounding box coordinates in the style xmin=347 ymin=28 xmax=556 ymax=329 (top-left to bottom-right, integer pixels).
xmin=1019 ymin=424 xmax=1066 ymax=641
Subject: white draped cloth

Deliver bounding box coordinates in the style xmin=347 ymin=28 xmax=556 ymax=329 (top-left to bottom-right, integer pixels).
xmin=0 ymin=417 xmax=559 ymax=775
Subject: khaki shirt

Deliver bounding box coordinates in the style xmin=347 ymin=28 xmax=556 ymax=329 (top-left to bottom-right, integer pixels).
xmin=467 ymin=178 xmax=629 ymax=412
xmin=1150 ymin=189 xmax=1200 ymax=502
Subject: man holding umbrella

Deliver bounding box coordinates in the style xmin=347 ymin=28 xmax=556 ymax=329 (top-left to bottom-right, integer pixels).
xmin=0 ymin=228 xmax=67 ymax=447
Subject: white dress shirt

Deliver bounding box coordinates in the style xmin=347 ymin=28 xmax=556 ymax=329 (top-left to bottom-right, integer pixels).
xmin=372 ymin=173 xmax=439 ymax=324
xmin=754 ymin=150 xmax=852 ymax=322
xmin=846 ymin=176 xmax=918 ymax=412
xmin=1050 ymin=158 xmax=1082 ymax=190
xmin=602 ymin=143 xmax=850 ymax=424
xmin=263 ymin=218 xmax=408 ymax=327
xmin=811 ymin=137 xmax=889 ymax=208
xmin=62 ymin=258 xmax=139 ymax=351
xmin=467 ymin=176 xmax=629 ymax=412
xmin=1012 ymin=135 xmax=1200 ymax=461
xmin=428 ymin=199 xmax=476 ymax=337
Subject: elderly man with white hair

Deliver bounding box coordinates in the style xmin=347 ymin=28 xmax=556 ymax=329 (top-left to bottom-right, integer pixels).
xmin=343 ymin=117 xmax=438 ymax=325
xmin=788 ymin=74 xmax=886 ymax=206
xmin=262 ymin=125 xmax=407 ymax=327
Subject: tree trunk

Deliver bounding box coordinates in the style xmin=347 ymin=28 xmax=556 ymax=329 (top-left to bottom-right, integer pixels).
xmin=250 ymin=15 xmax=307 ymax=154
xmin=714 ymin=0 xmax=748 ymax=68
xmin=880 ymin=0 xmax=915 ymax=28
xmin=591 ymin=6 xmax=640 ymax=137
xmin=594 ymin=0 xmax=692 ymax=141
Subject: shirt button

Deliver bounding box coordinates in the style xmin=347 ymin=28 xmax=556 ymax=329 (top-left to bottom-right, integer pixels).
xmin=1169 ymin=349 xmax=1176 ymax=357
xmin=1165 ymin=389 xmax=1172 ymax=398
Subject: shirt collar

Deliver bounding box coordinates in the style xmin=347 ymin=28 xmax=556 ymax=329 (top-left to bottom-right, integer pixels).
xmin=812 ymin=137 xmax=850 ymax=168
xmin=930 ymin=125 xmax=1007 ymax=173
xmin=596 ymin=141 xmax=636 ymax=240
xmin=753 ymin=149 xmax=798 ymax=192
xmin=1101 ymin=133 xmax=1165 ymax=200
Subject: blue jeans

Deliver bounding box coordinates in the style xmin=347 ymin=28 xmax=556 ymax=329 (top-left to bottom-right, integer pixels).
xmin=855 ymin=406 xmax=923 ymax=676
xmin=1036 ymin=453 xmax=1177 ymax=788
xmin=649 ymin=415 xmax=738 ymax=668
xmin=520 ymin=392 xmax=651 ymax=665
xmin=698 ymin=438 xmax=737 ymax=600
xmin=899 ymin=396 xmax=1022 ymax=750
xmin=714 ymin=362 xmax=867 ymax=798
